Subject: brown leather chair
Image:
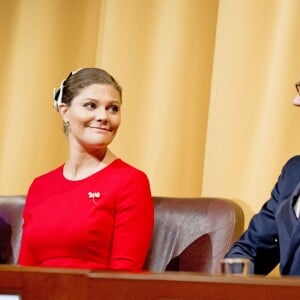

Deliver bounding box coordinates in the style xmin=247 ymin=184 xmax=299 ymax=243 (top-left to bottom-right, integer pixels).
xmin=0 ymin=195 xmax=25 ymax=264
xmin=0 ymin=195 xmax=244 ymax=273
xmin=144 ymin=196 xmax=244 ymax=274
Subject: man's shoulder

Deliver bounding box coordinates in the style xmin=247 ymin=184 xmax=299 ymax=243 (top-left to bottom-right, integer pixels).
xmin=283 ymin=155 xmax=300 ymax=170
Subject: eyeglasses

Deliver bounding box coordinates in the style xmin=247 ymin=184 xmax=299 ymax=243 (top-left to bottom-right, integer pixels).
xmin=296 ymin=81 xmax=300 ymax=96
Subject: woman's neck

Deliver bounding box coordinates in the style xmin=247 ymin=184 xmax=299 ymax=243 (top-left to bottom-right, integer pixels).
xmin=64 ymin=147 xmax=117 ymax=180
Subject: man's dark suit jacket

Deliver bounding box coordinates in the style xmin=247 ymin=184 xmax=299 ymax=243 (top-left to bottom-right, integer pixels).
xmin=226 ymin=155 xmax=300 ymax=275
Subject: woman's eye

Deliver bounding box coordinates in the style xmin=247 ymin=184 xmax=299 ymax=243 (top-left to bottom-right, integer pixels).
xmin=108 ymin=105 xmax=120 ymax=113
xmin=84 ymin=102 xmax=97 ymax=109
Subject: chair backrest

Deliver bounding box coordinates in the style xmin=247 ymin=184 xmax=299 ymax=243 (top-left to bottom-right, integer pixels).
xmin=0 ymin=195 xmax=244 ymax=272
xmin=144 ymin=196 xmax=244 ymax=274
xmin=0 ymin=195 xmax=25 ymax=264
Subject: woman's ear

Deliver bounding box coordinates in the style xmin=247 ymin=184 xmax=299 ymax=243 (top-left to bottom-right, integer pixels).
xmin=58 ymin=103 xmax=69 ymax=122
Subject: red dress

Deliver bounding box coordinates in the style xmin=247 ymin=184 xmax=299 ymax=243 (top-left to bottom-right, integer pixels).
xmin=18 ymin=159 xmax=154 ymax=271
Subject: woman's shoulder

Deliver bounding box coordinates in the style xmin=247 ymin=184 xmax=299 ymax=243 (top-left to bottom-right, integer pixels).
xmin=25 ymin=165 xmax=64 ymax=200
xmin=109 ymin=159 xmax=150 ymax=185
xmin=30 ymin=165 xmax=64 ymax=185
xmin=112 ymin=159 xmax=148 ymax=176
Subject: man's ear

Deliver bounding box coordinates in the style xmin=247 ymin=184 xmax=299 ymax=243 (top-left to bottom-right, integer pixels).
xmin=293 ymin=94 xmax=300 ymax=106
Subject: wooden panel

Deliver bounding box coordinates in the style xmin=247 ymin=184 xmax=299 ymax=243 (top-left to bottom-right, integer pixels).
xmin=0 ymin=266 xmax=88 ymax=300
xmin=1 ymin=265 xmax=300 ymax=300
xmin=87 ymin=271 xmax=300 ymax=300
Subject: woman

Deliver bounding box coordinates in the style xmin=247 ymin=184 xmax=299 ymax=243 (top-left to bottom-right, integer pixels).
xmin=18 ymin=68 xmax=154 ymax=271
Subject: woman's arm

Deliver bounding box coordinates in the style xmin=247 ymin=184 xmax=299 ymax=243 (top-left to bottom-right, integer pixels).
xmin=110 ymin=171 xmax=154 ymax=271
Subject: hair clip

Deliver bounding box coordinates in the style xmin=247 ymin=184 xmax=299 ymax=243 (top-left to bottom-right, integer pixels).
xmin=53 ymin=68 xmax=83 ymax=111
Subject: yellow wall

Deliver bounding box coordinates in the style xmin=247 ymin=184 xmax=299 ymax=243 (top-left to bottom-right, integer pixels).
xmin=0 ymin=0 xmax=218 ymax=199
xmin=97 ymin=0 xmax=218 ymax=197
xmin=202 ymin=0 xmax=300 ymax=223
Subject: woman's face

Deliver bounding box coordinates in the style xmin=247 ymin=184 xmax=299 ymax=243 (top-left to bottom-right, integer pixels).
xmin=59 ymin=83 xmax=121 ymax=151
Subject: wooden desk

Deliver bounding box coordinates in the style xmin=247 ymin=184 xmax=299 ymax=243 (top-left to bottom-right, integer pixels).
xmin=0 ymin=265 xmax=88 ymax=299
xmin=0 ymin=265 xmax=300 ymax=300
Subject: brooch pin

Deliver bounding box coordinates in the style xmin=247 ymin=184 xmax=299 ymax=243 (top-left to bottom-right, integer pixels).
xmin=88 ymin=192 xmax=101 ymax=204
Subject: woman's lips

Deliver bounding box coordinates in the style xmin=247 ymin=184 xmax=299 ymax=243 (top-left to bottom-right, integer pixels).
xmin=89 ymin=126 xmax=111 ymax=132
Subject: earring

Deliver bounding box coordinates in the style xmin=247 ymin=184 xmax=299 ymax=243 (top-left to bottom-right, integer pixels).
xmin=63 ymin=121 xmax=70 ymax=131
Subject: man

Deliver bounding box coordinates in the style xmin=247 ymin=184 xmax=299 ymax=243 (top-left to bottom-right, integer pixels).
xmin=226 ymin=81 xmax=300 ymax=276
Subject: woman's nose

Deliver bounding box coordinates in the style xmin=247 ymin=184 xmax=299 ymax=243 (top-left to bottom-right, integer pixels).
xmin=95 ymin=107 xmax=108 ymax=121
